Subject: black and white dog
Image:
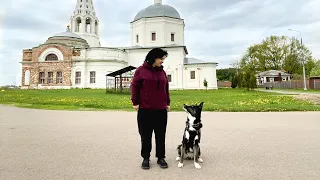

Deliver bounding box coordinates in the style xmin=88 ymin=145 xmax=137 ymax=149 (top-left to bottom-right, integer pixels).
xmin=176 ymin=102 xmax=204 ymax=169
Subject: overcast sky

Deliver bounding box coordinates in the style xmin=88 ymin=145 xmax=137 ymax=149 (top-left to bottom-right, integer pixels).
xmin=1 ymin=0 xmax=320 ymax=86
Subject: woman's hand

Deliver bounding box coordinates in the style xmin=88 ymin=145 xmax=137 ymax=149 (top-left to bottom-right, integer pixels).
xmin=133 ymin=105 xmax=139 ymax=110
xmin=166 ymin=106 xmax=170 ymax=112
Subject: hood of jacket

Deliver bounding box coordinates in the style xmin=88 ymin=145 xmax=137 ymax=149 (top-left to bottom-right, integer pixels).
xmin=142 ymin=61 xmax=164 ymax=71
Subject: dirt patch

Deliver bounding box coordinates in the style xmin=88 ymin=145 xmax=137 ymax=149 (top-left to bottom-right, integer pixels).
xmin=294 ymin=94 xmax=320 ymax=105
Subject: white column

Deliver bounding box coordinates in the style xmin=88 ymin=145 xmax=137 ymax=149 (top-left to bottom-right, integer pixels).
xmin=72 ymin=20 xmax=76 ymax=32
xmin=82 ymin=17 xmax=86 ymax=33
xmin=178 ymin=64 xmax=183 ymax=89
xmin=92 ymin=20 xmax=96 ymax=34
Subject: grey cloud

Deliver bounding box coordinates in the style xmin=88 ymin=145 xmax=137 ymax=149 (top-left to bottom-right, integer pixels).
xmin=182 ymin=0 xmax=316 ymax=31
xmin=172 ymin=0 xmax=251 ymax=14
xmin=3 ymin=13 xmax=53 ymax=31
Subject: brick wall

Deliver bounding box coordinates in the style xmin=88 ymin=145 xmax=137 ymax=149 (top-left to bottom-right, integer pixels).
xmin=22 ymin=49 xmax=32 ymax=61
xmin=21 ymin=44 xmax=73 ymax=88
xmin=218 ymin=81 xmax=232 ymax=87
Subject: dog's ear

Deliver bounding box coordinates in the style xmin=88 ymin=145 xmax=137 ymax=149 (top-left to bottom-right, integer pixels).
xmin=199 ymin=102 xmax=204 ymax=110
xmin=183 ymin=104 xmax=188 ymax=112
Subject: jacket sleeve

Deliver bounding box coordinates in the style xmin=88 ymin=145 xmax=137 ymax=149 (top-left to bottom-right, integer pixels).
xmin=165 ymin=72 xmax=170 ymax=106
xmin=166 ymin=80 xmax=170 ymax=106
xmin=131 ymin=67 xmax=141 ymax=106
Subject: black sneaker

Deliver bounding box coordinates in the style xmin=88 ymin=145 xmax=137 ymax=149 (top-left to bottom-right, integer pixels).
xmin=157 ymin=158 xmax=168 ymax=168
xmin=141 ymin=159 xmax=150 ymax=169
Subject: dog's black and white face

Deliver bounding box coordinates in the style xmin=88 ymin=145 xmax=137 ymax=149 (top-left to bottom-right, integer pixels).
xmin=183 ymin=102 xmax=204 ymax=132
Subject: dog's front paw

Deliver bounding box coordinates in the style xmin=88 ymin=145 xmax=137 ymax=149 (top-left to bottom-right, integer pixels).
xmin=194 ymin=162 xmax=201 ymax=169
xmin=198 ymin=158 xmax=203 ymax=163
xmin=178 ymin=162 xmax=184 ymax=168
xmin=176 ymin=157 xmax=181 ymax=161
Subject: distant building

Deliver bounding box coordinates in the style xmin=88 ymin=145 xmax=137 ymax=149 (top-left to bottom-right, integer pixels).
xmin=256 ymin=70 xmax=291 ymax=85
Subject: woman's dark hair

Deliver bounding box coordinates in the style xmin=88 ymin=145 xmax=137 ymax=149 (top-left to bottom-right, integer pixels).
xmin=145 ymin=48 xmax=168 ymax=65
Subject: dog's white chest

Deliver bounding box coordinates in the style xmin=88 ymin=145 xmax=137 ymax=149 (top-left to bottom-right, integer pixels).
xmin=187 ymin=113 xmax=196 ymax=131
xmin=185 ymin=130 xmax=199 ymax=143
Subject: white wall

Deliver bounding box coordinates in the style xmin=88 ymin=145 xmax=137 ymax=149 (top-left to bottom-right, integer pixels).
xmin=71 ymin=60 xmax=127 ymax=88
xmin=73 ymin=48 xmax=127 ymax=62
xmin=183 ymin=64 xmax=218 ymax=89
xmin=69 ymin=47 xmax=219 ymax=90
xmin=130 ymin=17 xmax=184 ymax=47
xmin=77 ymin=33 xmax=101 ymax=47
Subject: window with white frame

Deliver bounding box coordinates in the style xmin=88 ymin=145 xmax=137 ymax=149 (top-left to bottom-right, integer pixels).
xmin=47 ymin=72 xmax=53 ymax=83
xmin=56 ymin=72 xmax=63 ymax=84
xmin=90 ymin=71 xmax=96 ymax=83
xmin=45 ymin=54 xmax=58 ymax=61
xmin=39 ymin=72 xmax=45 ymax=84
xmin=75 ymin=71 xmax=81 ymax=84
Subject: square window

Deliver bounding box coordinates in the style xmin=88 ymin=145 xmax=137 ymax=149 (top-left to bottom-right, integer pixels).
xmin=190 ymin=71 xmax=195 ymax=79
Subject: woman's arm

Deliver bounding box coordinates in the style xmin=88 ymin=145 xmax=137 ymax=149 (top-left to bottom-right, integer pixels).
xmin=166 ymin=80 xmax=170 ymax=106
xmin=131 ymin=67 xmax=142 ymax=106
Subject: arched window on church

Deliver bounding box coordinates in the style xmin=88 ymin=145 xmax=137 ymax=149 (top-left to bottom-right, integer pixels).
xmin=45 ymin=54 xmax=58 ymax=61
xmin=76 ymin=17 xmax=81 ymax=32
xmin=86 ymin=17 xmax=92 ymax=33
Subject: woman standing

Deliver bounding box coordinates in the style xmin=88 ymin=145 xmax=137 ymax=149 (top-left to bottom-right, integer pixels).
xmin=130 ymin=48 xmax=170 ymax=169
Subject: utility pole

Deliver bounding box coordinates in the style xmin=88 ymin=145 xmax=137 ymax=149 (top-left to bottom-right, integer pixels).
xmin=288 ymin=29 xmax=307 ymax=90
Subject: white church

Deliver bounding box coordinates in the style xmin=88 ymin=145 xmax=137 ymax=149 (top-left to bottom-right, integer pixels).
xmin=20 ymin=0 xmax=218 ymax=90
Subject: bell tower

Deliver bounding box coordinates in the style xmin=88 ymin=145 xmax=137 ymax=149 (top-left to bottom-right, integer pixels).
xmin=70 ymin=0 xmax=101 ymax=47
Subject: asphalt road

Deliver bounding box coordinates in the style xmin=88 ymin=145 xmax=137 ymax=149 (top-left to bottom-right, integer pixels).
xmin=1 ymin=105 xmax=320 ymax=180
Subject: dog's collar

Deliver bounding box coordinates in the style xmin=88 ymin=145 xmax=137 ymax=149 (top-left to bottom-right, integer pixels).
xmin=186 ymin=121 xmax=202 ymax=130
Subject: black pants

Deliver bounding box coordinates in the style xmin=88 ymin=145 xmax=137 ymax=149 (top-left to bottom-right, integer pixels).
xmin=137 ymin=108 xmax=168 ymax=159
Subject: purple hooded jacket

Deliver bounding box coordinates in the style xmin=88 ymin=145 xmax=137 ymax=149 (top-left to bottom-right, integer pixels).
xmin=131 ymin=62 xmax=170 ymax=110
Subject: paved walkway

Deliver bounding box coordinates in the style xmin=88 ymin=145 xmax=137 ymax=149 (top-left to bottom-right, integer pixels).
xmin=1 ymin=105 xmax=320 ymax=180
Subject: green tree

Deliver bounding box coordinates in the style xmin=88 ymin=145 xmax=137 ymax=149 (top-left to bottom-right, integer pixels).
xmin=305 ymin=59 xmax=317 ymax=77
xmin=239 ymin=35 xmax=314 ymax=76
xmin=310 ymin=60 xmax=320 ymax=76
xmin=231 ymin=75 xmax=238 ymax=88
xmin=216 ymin=68 xmax=236 ymax=81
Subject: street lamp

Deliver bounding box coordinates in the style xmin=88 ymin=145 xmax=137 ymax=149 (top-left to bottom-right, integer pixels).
xmin=288 ymin=28 xmax=307 ymax=90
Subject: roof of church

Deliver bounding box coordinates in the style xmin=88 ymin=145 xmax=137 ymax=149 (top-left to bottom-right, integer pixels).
xmin=184 ymin=57 xmax=218 ymax=65
xmin=48 ymin=25 xmax=83 ymax=40
xmin=133 ymin=2 xmax=181 ymax=22
xmin=45 ymin=26 xmax=89 ymax=48
xmin=52 ymin=32 xmax=83 ymax=39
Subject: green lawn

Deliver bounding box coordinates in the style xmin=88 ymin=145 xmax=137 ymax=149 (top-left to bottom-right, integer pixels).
xmin=0 ymin=88 xmax=319 ymax=112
